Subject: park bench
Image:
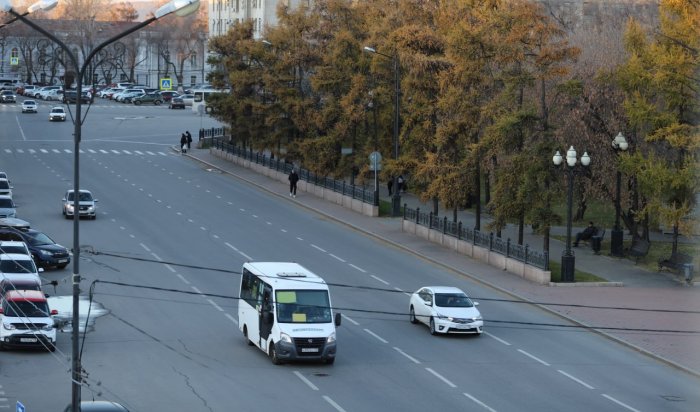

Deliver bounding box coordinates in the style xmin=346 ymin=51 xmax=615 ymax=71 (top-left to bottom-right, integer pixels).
xmin=658 ymin=252 xmax=694 ymax=279
xmin=590 ymin=228 xmax=605 ymax=255
xmin=627 ymin=239 xmax=650 ymax=264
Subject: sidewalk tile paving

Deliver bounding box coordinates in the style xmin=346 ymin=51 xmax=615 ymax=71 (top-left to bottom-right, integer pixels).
xmin=184 ymin=146 xmax=700 ymax=377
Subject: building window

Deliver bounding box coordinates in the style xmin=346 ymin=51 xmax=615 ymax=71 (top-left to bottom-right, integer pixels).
xmin=190 ymin=76 xmax=196 ymax=87
xmin=190 ymin=52 xmax=197 ymax=67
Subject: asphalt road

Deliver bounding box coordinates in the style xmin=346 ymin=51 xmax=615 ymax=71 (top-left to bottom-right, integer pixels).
xmin=0 ymin=98 xmax=698 ymax=411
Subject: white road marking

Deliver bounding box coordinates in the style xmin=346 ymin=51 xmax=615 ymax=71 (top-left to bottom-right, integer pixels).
xmin=238 ymin=251 xmax=253 ymax=260
xmin=602 ymin=394 xmax=641 ymax=412
xmin=111 ymin=150 xmax=120 ymax=154
xmin=239 ymin=208 xmax=245 ymax=211
xmin=484 ymin=332 xmax=511 ymax=346
xmin=293 ymin=371 xmax=318 ymax=391
xmin=164 ymin=264 xmax=176 ymax=273
xmin=200 ymin=226 xmax=207 ymax=231
xmin=64 ymin=149 xmax=71 ymax=153
xmin=176 ymin=212 xmax=182 ymax=216
xmin=329 ymin=254 xmax=345 ymax=262
xmin=52 ymin=149 xmax=60 ymax=153
xmin=29 ymin=149 xmax=36 ymax=153
xmin=207 ymin=299 xmax=224 ymax=312
xmin=225 ymin=313 xmax=238 ymax=325
xmin=176 ymin=274 xmax=190 ymax=284
xmin=213 ymin=234 xmax=219 ymax=239
xmin=394 ymin=287 xmax=411 ymax=296
xmin=134 ymin=150 xmax=143 ymax=155
xmin=16 ymin=116 xmax=26 ymax=140
xmin=252 ymin=214 xmax=259 ymax=218
xmin=40 ymin=149 xmax=48 ymax=153
xmin=88 ymin=149 xmax=96 ymax=153
xmin=393 ymin=347 xmax=420 ymax=364
xmin=463 ymin=393 xmax=498 ymax=412
xmin=123 ymin=150 xmax=132 ymax=154
xmin=187 ymin=218 xmax=194 ymax=223
xmin=517 ymin=349 xmax=550 ymax=366
xmin=558 ymin=370 xmax=594 ymax=389
xmin=296 ymin=237 xmax=304 ymax=241
xmin=119 ymin=226 xmax=125 ymax=230
xmin=266 ymin=221 xmax=272 ymax=225
xmin=322 ymin=396 xmax=347 ymax=412
xmin=349 ymin=264 xmax=366 ymax=273
xmin=129 ymin=234 xmax=135 ymax=238
xmin=191 ymin=286 xmax=202 ymax=294
xmin=370 ymin=275 xmax=389 ymax=285
xmin=364 ymin=329 xmax=388 ymax=343
xmin=311 ymin=244 xmax=327 ymax=253
xmin=281 ymin=229 xmax=287 ymax=233
xmin=150 ymin=253 xmax=162 ymax=261
xmin=140 ymin=243 xmax=151 ymax=252
xmin=146 ymin=151 xmax=156 ymax=155
xmin=227 ymin=202 xmax=233 ymax=205
xmin=425 ymin=368 xmax=456 ymax=388
xmin=225 ymin=242 xmax=238 ymax=251
xmin=341 ymin=314 xmax=359 ymax=325
xmin=99 ymin=149 xmax=108 ymax=154
xmin=3 ymin=149 xmax=10 ymax=154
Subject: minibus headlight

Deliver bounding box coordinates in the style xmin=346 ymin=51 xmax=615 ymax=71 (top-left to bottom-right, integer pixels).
xmin=326 ymin=332 xmax=336 ymax=343
xmin=280 ymin=332 xmax=292 ymax=343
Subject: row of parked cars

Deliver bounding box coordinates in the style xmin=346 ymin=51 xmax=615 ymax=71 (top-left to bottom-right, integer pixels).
xmin=98 ymin=85 xmax=193 ymax=108
xmin=0 ymin=170 xmax=75 ymax=353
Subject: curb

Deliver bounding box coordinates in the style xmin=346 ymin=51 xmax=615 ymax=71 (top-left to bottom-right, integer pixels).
xmin=184 ymin=148 xmax=700 ymax=379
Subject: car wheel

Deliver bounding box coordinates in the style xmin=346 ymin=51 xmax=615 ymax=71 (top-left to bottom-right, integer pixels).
xmin=134 ymin=100 xmax=142 ymax=105
xmin=409 ymin=306 xmax=418 ymax=324
xmin=243 ymin=326 xmax=254 ymax=346
xmin=155 ymin=100 xmax=162 ymax=106
xmin=429 ymin=317 xmax=437 ymax=335
xmin=269 ymin=342 xmax=283 ymax=365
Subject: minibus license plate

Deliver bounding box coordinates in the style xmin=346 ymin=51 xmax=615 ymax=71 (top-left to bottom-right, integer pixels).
xmin=20 ymin=338 xmax=37 ymax=343
xmin=301 ymin=348 xmax=318 ymax=353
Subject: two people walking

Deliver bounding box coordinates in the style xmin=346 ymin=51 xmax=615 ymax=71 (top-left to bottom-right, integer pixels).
xmin=180 ymin=131 xmax=192 ymax=154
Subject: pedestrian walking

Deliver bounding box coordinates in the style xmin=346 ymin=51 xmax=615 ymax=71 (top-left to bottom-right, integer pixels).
xmin=397 ymin=175 xmax=405 ymax=192
xmin=387 ymin=178 xmax=393 ymax=196
xmin=185 ymin=131 xmax=193 ymax=149
xmin=180 ymin=133 xmax=187 ymax=154
xmin=289 ymin=169 xmax=299 ymax=197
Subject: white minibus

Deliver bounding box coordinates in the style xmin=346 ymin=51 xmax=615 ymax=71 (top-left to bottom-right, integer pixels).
xmin=238 ymin=262 xmax=340 ymax=365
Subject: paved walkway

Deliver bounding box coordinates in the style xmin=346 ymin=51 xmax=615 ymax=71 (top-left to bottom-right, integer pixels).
xmin=183 ymin=146 xmax=700 ymax=377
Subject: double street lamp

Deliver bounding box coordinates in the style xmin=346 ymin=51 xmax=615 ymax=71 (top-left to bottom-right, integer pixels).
xmin=363 ymin=46 xmax=401 ymax=217
xmin=553 ymin=146 xmax=591 ymax=282
xmin=610 ymin=132 xmax=628 ymax=257
xmin=1 ymin=0 xmax=200 ymax=410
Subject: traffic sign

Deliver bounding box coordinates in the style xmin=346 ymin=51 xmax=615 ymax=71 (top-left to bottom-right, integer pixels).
xmin=10 ymin=57 xmax=18 ymax=65
xmin=369 ymin=151 xmax=382 ymax=171
xmin=17 ymin=401 xmax=25 ymax=412
xmin=160 ymin=78 xmax=172 ymax=90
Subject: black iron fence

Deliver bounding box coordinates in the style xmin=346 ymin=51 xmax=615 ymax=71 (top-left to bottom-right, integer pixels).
xmin=404 ymin=206 xmax=550 ymax=270
xmin=211 ymin=137 xmax=378 ymax=206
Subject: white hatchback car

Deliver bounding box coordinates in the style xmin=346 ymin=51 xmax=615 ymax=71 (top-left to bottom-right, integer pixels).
xmin=409 ymin=286 xmax=483 ymax=335
xmin=62 ymin=189 xmax=98 ymax=219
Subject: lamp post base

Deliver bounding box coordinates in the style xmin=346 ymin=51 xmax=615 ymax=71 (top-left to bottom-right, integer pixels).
xmin=391 ymin=194 xmax=401 ymax=217
xmin=610 ymin=228 xmax=624 ymax=257
xmin=561 ymin=254 xmax=575 ymax=282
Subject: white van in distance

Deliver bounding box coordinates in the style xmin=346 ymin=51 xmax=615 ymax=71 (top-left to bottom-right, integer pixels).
xmin=238 ymin=262 xmax=341 ymax=365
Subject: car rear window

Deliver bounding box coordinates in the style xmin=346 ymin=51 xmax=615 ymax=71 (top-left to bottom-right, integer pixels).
xmin=0 ymin=181 xmax=9 ymax=189
xmin=0 ymin=198 xmax=13 ymax=207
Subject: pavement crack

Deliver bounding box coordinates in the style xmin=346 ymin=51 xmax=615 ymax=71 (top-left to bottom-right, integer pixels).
xmin=172 ymin=366 xmax=213 ymax=412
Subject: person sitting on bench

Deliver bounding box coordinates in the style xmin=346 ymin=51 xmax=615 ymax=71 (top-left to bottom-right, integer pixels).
xmin=573 ymin=221 xmax=596 ymax=247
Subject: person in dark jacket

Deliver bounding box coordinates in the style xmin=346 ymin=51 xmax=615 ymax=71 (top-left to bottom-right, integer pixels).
xmin=574 ymin=221 xmax=596 ymax=247
xmin=180 ymin=133 xmax=187 ymax=154
xmin=185 ymin=131 xmax=193 ymax=149
xmin=289 ymin=169 xmax=299 ymax=197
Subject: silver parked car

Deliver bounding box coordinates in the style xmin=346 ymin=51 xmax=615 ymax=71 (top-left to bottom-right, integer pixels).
xmin=0 ymin=195 xmax=16 ymax=218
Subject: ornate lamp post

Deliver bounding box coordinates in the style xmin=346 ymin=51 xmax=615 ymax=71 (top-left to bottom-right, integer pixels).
xmin=610 ymin=132 xmax=628 ymax=257
xmin=363 ymin=45 xmax=401 ymax=217
xmin=1 ymin=1 xmax=200 ymax=411
xmin=553 ymin=146 xmax=591 ymax=282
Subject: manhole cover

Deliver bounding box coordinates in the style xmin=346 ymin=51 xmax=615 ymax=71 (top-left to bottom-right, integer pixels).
xmin=660 ymin=395 xmax=685 ymax=402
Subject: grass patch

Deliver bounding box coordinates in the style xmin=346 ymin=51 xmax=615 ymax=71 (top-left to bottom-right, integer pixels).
xmin=547 ymin=259 xmax=607 ymax=282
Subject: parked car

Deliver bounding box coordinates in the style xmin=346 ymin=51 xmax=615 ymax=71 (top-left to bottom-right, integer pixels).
xmin=180 ymin=94 xmax=194 ymax=106
xmin=44 ymin=89 xmax=64 ymax=101
xmin=168 ymin=97 xmax=185 ymax=109
xmin=35 ymin=86 xmax=61 ymax=99
xmin=132 ymin=93 xmax=163 ymax=105
xmin=21 ymin=99 xmax=38 ymax=113
xmin=158 ymin=91 xmax=179 ymax=102
xmin=120 ymin=91 xmax=143 ymax=103
xmin=62 ymin=189 xmax=98 ymax=219
xmin=49 ymin=106 xmax=67 ymax=121
xmin=116 ymin=88 xmax=146 ymax=102
xmin=62 ymin=401 xmax=130 ymax=411
xmin=0 ymin=289 xmax=57 ymax=352
xmin=0 ymin=219 xmax=71 ymax=269
xmin=98 ymin=87 xmax=115 ymax=98
xmin=0 ymin=240 xmax=31 ymax=256
xmin=0 ymin=277 xmax=42 ymax=297
xmin=21 ymin=85 xmax=37 ymax=96
xmin=0 ymin=179 xmax=12 ymax=197
xmin=409 ymin=286 xmax=483 ymax=335
xmin=108 ymin=88 xmax=127 ymax=100
xmin=0 ymin=253 xmax=43 ymax=278
xmin=63 ymin=90 xmax=91 ymax=104
xmin=0 ymin=90 xmax=16 ymax=103
xmin=0 ymin=196 xmax=16 ymax=218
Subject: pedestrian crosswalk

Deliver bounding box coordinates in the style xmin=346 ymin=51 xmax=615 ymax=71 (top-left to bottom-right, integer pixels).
xmin=2 ymin=148 xmax=172 ymax=156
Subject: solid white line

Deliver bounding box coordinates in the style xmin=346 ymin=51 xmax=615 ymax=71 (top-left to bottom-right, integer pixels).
xmin=311 ymin=244 xmax=327 ymax=253
xmin=364 ymin=328 xmax=388 ymax=343
xmin=225 ymin=313 xmax=238 ymax=325
xmin=463 ymin=393 xmax=498 ymax=412
xmin=225 ymin=242 xmax=238 ymax=251
xmin=164 ymin=264 xmax=176 ymax=273
xmin=176 ymin=274 xmax=190 ymax=284
xmin=151 ymin=253 xmax=162 ymax=261
xmin=484 ymin=331 xmax=511 ymax=346
xmin=293 ymin=371 xmax=318 ymax=391
xmin=349 ymin=264 xmax=366 ymax=273
xmin=393 ymin=347 xmax=420 ymax=364
xmin=322 ymin=396 xmax=347 ymax=412
xmin=601 ymin=394 xmax=641 ymax=412
xmin=140 ymin=243 xmax=151 ymax=252
xmin=341 ymin=314 xmax=359 ymax=325
xmin=15 ymin=116 xmax=26 ymax=140
xmin=558 ymin=370 xmax=594 ymax=389
xmin=425 ymin=368 xmax=457 ymax=388
xmin=329 ymin=254 xmax=345 ymax=262
xmin=207 ymin=299 xmax=224 ymax=312
xmin=191 ymin=286 xmax=202 ymax=294
xmin=371 ymin=275 xmax=389 ymax=285
xmin=238 ymin=251 xmax=253 ymax=260
xmin=517 ymin=349 xmax=550 ymax=366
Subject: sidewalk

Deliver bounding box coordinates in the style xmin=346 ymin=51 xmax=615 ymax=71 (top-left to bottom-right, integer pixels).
xmin=184 ymin=146 xmax=700 ymax=377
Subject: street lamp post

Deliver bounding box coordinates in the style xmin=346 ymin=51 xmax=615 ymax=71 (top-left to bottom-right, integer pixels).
xmin=363 ymin=46 xmax=401 ymax=217
xmin=1 ymin=1 xmax=200 ymax=411
xmin=610 ymin=132 xmax=628 ymax=257
xmin=553 ymin=146 xmax=591 ymax=282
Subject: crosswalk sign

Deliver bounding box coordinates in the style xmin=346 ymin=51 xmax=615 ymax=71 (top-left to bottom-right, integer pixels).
xmin=10 ymin=57 xmax=18 ymax=65
xmin=160 ymin=78 xmax=172 ymax=90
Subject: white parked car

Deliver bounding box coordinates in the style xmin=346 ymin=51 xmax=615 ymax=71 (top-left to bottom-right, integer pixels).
xmin=21 ymin=99 xmax=38 ymax=113
xmin=49 ymin=106 xmax=66 ymax=122
xmin=62 ymin=189 xmax=97 ymax=219
xmin=0 ymin=289 xmax=57 ymax=352
xmin=44 ymin=89 xmax=64 ymax=101
xmin=0 ymin=178 xmax=12 ymax=197
xmin=0 ymin=253 xmax=43 ymax=279
xmin=409 ymin=286 xmax=483 ymax=335
xmin=35 ymin=86 xmax=61 ymax=99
